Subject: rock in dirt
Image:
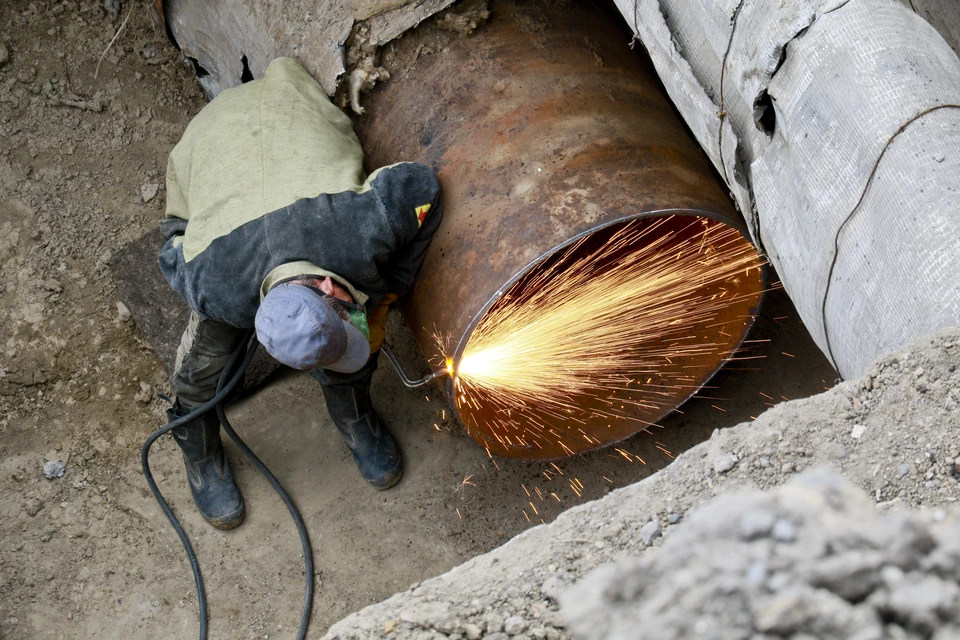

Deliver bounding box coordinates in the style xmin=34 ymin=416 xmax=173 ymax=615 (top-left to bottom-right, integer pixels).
xmin=103 ymin=0 xmax=120 ymax=20
xmin=639 ymin=519 xmax=661 ymax=546
xmin=140 ymin=183 xmax=159 ymax=203
xmin=134 ymin=381 xmax=152 ymax=404
xmin=42 ymin=460 xmax=65 ymax=479
xmin=713 ymin=452 xmax=738 ymax=474
xmin=771 ymin=518 xmax=798 ymax=542
xmin=503 ymin=615 xmax=528 ymax=634
xmin=24 ymin=498 xmax=43 ymax=517
xmin=116 ymin=301 xmax=131 ymax=322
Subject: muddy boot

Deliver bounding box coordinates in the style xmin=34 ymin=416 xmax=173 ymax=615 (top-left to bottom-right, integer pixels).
xmin=167 ymin=402 xmax=246 ymax=529
xmin=319 ymin=376 xmax=403 ymax=490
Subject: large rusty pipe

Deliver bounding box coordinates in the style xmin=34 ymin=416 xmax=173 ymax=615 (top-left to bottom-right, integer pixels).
xmin=355 ymin=0 xmax=764 ymax=460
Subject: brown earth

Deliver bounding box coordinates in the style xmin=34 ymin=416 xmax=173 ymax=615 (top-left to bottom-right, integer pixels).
xmin=0 ymin=2 xmax=837 ymax=639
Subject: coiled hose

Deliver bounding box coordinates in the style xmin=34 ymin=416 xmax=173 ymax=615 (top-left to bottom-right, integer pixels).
xmin=140 ymin=333 xmax=314 ymax=639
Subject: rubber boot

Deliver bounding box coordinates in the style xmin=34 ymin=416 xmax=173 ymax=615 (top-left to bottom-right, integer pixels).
xmin=319 ymin=376 xmax=403 ymax=490
xmin=167 ymin=402 xmax=246 ymax=529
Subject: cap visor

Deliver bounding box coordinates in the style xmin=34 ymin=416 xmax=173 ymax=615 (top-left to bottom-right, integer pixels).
xmin=322 ymin=319 xmax=371 ymax=373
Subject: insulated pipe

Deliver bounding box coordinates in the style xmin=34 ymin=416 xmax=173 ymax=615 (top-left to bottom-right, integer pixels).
xmin=613 ymin=0 xmax=960 ymax=379
xmin=355 ymin=0 xmax=764 ymax=459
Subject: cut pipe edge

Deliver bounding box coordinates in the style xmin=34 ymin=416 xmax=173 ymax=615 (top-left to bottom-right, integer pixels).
xmin=446 ymin=211 xmax=764 ymax=460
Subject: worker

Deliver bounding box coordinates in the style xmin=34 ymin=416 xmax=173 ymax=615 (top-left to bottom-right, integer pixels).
xmin=157 ymin=57 xmax=442 ymax=530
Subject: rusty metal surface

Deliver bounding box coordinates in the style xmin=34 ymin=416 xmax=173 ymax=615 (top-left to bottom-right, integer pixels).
xmin=355 ymin=0 xmax=763 ymax=459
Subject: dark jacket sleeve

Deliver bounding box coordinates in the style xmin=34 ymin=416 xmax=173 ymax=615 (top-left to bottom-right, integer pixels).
xmin=372 ymin=163 xmax=444 ymax=296
xmin=383 ymin=198 xmax=442 ymax=295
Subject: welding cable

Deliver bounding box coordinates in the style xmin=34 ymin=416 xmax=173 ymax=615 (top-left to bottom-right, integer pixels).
xmin=140 ymin=333 xmax=314 ymax=640
xmin=215 ymin=336 xmax=314 ymax=639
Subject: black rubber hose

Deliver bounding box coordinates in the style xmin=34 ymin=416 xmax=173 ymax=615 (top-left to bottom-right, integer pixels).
xmin=140 ymin=333 xmax=314 ymax=639
xmin=215 ymin=336 xmax=314 ymax=639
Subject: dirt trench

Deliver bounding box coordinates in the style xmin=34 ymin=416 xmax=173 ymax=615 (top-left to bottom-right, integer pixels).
xmin=0 ymin=2 xmax=837 ymax=638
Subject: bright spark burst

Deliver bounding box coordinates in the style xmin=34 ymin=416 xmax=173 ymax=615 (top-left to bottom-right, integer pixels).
xmin=447 ymin=215 xmax=764 ymax=457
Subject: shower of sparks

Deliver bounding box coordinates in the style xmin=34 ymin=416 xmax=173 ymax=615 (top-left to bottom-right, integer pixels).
xmin=447 ymin=215 xmax=764 ymax=457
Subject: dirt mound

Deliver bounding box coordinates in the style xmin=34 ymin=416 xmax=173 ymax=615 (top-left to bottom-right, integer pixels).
xmin=564 ymin=470 xmax=960 ymax=639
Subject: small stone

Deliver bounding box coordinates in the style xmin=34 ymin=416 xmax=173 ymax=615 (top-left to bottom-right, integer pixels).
xmin=714 ymin=453 xmax=738 ymax=474
xmin=43 ymin=460 xmax=65 ymax=479
xmin=746 ymin=561 xmax=767 ymax=588
xmin=809 ymin=550 xmax=884 ymax=601
xmin=485 ymin=614 xmax=504 ymax=633
xmin=759 ymin=456 xmax=771 ymax=468
xmin=116 ymin=301 xmax=131 ymax=322
xmin=25 ymin=498 xmax=43 ymax=517
xmin=39 ymin=279 xmax=62 ymax=293
xmin=140 ymin=183 xmax=159 ymax=203
xmin=383 ymin=619 xmax=398 ymax=634
xmin=879 ymin=574 xmax=960 ymax=631
xmin=463 ymin=623 xmax=482 ymax=640
xmin=899 ymin=463 xmax=911 ymax=478
xmin=134 ymin=381 xmax=152 ymax=404
xmin=771 ymin=518 xmax=798 ymax=543
xmin=639 ymin=519 xmax=662 ymax=546
xmin=740 ymin=510 xmax=775 ymax=539
xmin=851 ymin=424 xmax=867 ymax=439
xmin=781 ymin=462 xmax=796 ymax=474
xmin=504 ymin=616 xmax=528 ymax=635
xmin=881 ymin=565 xmax=905 ymax=587
xmin=668 ymin=512 xmax=682 ymax=525
xmin=753 ymin=588 xmax=810 ymax=634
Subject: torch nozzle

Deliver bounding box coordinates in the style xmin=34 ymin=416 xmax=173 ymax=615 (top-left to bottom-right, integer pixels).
xmin=381 ymin=343 xmax=452 ymax=388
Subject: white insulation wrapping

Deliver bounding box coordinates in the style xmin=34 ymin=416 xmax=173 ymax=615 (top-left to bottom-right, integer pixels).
xmin=614 ymin=0 xmax=960 ymax=379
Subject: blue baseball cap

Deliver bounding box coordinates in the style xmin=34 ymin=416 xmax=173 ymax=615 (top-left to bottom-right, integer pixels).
xmin=255 ymin=283 xmax=370 ymax=372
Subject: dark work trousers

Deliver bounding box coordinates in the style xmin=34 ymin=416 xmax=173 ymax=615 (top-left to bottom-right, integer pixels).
xmin=171 ymin=311 xmax=378 ymax=412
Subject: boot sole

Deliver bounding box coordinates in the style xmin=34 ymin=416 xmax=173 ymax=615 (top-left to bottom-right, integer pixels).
xmin=206 ymin=503 xmax=246 ymax=530
xmin=369 ymin=465 xmax=403 ymax=491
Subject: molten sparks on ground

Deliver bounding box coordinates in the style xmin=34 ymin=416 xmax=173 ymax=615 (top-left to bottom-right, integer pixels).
xmin=447 ymin=215 xmax=764 ymax=458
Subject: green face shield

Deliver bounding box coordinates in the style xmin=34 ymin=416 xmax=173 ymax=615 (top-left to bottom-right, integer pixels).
xmin=295 ymin=281 xmax=371 ymax=342
xmin=341 ymin=301 xmax=370 ymax=341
